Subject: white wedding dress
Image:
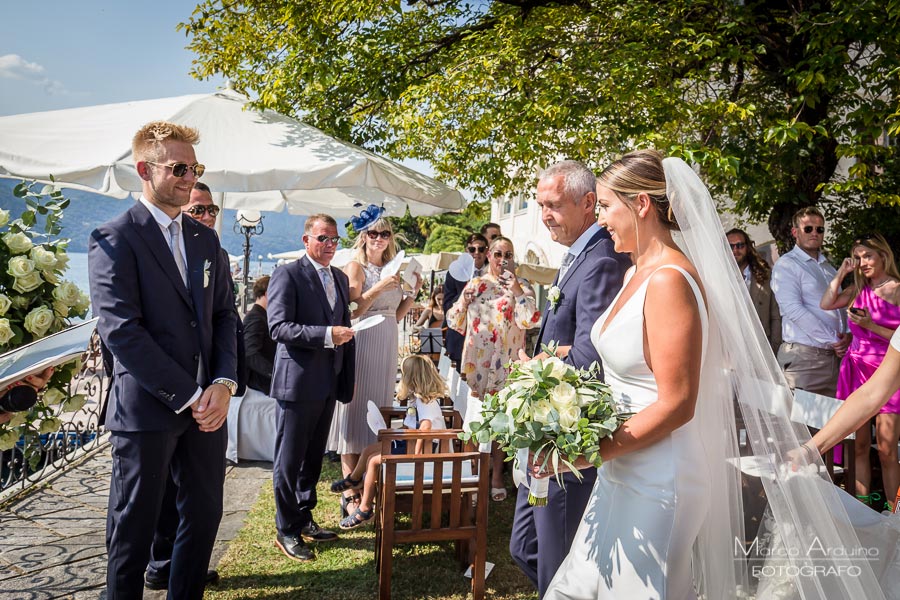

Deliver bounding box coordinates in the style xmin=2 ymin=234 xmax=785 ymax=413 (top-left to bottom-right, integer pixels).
xmin=544 ymin=265 xmax=709 ymax=599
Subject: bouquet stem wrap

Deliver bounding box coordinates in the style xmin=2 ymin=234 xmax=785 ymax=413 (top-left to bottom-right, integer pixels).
xmin=514 ymin=448 xmax=550 ymax=506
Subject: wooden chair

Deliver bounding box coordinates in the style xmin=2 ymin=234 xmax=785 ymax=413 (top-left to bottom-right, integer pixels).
xmin=790 ymin=389 xmax=856 ymax=488
xmin=373 ymin=428 xmax=489 ymax=600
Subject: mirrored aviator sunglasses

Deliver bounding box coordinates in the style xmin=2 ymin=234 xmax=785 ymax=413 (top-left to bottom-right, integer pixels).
xmin=147 ymin=161 xmax=206 ymax=178
xmin=186 ymin=205 xmax=220 ymax=217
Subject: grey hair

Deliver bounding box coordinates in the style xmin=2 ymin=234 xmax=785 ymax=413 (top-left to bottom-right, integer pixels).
xmin=538 ymin=160 xmax=596 ymax=201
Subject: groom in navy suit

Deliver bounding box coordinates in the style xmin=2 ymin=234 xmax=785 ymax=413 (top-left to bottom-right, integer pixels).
xmin=510 ymin=160 xmax=630 ymax=597
xmin=89 ymin=121 xmax=238 ymax=600
xmin=268 ymin=214 xmax=356 ymax=561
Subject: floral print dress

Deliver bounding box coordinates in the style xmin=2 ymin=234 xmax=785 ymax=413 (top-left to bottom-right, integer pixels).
xmin=447 ymin=274 xmax=540 ymax=398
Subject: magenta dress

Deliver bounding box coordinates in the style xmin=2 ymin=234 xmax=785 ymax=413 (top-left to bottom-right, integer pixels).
xmin=836 ymin=285 xmax=900 ymax=412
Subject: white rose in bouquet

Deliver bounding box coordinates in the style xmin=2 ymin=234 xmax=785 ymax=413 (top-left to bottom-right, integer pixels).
xmin=0 ymin=209 xmax=9 ymax=228
xmin=74 ymin=292 xmax=90 ymax=315
xmin=53 ymin=299 xmax=69 ymax=317
xmin=505 ymin=391 xmax=529 ymax=420
xmin=550 ymin=381 xmax=578 ymax=411
xmin=24 ymin=305 xmax=54 ymax=338
xmin=7 ymin=255 xmax=35 ymax=278
xmin=576 ymin=387 xmax=598 ymax=407
xmin=30 ymin=246 xmax=57 ymax=270
xmin=53 ymin=281 xmax=81 ymax=306
xmin=13 ymin=271 xmax=44 ymax=293
xmin=532 ymin=399 xmax=554 ymax=425
xmin=38 ymin=417 xmax=62 ymax=435
xmin=42 ymin=270 xmax=59 ymax=285
xmin=0 ymin=318 xmax=14 ymax=345
xmin=0 ymin=429 xmax=19 ymax=451
xmin=0 ymin=294 xmax=11 ymax=316
xmin=3 ymin=232 xmax=33 ymax=255
xmin=42 ymin=387 xmax=67 ymax=406
xmin=11 ymin=296 xmax=29 ymax=310
xmin=545 ymin=356 xmax=572 ymax=380
xmin=557 ymin=405 xmax=582 ymax=432
xmin=54 ymin=250 xmax=70 ymax=270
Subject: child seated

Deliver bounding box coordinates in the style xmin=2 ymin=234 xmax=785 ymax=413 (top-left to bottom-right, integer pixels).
xmin=331 ymin=355 xmax=448 ymax=529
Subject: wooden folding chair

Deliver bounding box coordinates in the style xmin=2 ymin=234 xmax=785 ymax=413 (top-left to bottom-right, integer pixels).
xmin=790 ymin=389 xmax=856 ymax=488
xmin=373 ymin=429 xmax=489 ymax=600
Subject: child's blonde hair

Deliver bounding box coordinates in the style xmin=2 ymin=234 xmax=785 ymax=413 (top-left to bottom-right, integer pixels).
xmin=396 ymin=355 xmax=447 ymax=404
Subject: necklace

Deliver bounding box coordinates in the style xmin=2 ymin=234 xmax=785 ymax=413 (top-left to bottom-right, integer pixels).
xmin=872 ymin=277 xmax=895 ymax=289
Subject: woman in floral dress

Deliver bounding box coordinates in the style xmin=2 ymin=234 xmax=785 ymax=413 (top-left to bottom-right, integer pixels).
xmin=448 ymin=236 xmax=540 ymax=498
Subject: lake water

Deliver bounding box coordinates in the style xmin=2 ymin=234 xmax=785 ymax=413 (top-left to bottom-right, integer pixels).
xmin=65 ymin=252 xmax=278 ymax=314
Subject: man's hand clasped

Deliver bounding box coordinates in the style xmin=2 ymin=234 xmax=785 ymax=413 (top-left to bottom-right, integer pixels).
xmin=192 ymin=383 xmax=231 ymax=432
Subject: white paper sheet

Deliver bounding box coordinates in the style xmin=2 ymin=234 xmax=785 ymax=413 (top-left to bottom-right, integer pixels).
xmin=352 ymin=314 xmax=386 ymax=332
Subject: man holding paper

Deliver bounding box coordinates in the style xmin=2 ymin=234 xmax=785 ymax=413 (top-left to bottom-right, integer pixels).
xmin=268 ymin=214 xmax=356 ymax=561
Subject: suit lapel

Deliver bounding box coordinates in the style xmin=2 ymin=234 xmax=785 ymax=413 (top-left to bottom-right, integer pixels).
xmin=129 ymin=204 xmax=193 ymax=308
xmin=300 ymin=257 xmax=333 ymax=319
xmin=183 ymin=221 xmax=206 ymax=319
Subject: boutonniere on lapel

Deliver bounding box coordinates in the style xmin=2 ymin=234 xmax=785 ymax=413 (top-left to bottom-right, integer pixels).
xmin=348 ymin=301 xmax=358 ymax=312
xmin=203 ymin=259 xmax=211 ymax=288
xmin=547 ymin=286 xmax=562 ymax=312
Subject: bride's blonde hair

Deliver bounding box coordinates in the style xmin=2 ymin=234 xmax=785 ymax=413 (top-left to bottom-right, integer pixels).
xmin=597 ymin=149 xmax=679 ymax=231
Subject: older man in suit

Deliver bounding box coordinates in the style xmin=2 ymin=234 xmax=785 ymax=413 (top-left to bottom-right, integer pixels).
xmin=511 ymin=160 xmax=630 ymax=598
xmin=89 ymin=121 xmax=238 ymax=600
xmin=268 ymin=214 xmax=356 ymax=561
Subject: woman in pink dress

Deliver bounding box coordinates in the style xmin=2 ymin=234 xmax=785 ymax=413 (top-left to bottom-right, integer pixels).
xmin=821 ymin=232 xmax=900 ymax=508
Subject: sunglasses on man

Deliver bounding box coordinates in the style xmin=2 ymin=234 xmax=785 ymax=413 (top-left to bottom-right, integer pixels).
xmin=467 ymin=246 xmax=486 ymax=254
xmin=493 ymin=251 xmax=514 ymax=260
xmin=146 ymin=161 xmax=206 ymax=178
xmin=801 ymin=226 xmax=825 ymax=234
xmin=729 ymin=242 xmax=746 ymax=250
xmin=366 ymin=230 xmax=392 ymax=240
xmin=312 ymin=235 xmax=341 ymax=245
xmin=185 ymin=205 xmax=220 ymax=218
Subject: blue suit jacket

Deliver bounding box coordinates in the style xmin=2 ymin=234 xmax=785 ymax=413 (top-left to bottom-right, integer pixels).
xmin=267 ymin=255 xmax=356 ymax=404
xmin=442 ymin=272 xmax=465 ymax=365
xmin=535 ymin=228 xmax=631 ymax=369
xmin=88 ymin=202 xmax=238 ymax=432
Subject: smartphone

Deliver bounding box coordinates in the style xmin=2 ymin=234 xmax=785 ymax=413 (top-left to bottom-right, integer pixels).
xmin=848 ymin=307 xmax=866 ymax=316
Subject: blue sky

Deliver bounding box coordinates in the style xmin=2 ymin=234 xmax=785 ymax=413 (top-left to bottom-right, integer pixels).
xmin=0 ymin=2 xmax=224 ymax=116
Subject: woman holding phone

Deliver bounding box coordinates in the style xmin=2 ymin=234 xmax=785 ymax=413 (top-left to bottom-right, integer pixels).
xmin=447 ymin=235 xmax=540 ymax=499
xmin=821 ymin=233 xmax=900 ymax=508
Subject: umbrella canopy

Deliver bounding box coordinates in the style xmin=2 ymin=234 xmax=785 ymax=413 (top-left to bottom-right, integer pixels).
xmin=0 ymin=88 xmax=465 ymax=217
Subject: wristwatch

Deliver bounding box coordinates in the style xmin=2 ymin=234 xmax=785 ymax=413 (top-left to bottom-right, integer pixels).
xmin=212 ymin=378 xmax=237 ymax=396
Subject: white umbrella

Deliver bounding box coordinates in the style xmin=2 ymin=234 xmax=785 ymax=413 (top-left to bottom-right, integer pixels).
xmin=0 ymin=88 xmax=465 ymax=218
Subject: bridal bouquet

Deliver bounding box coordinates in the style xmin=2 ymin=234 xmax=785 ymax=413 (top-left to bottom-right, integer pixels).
xmin=461 ymin=351 xmax=623 ymax=505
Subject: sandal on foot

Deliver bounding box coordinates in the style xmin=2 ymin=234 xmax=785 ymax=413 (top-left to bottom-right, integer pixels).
xmin=491 ymin=487 xmax=507 ymax=502
xmin=340 ymin=492 xmax=361 ymax=519
xmin=339 ymin=507 xmax=375 ymax=530
xmin=331 ymin=476 xmax=362 ymax=494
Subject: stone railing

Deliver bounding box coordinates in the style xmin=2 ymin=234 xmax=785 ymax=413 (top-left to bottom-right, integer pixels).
xmin=0 ymin=333 xmax=108 ymax=501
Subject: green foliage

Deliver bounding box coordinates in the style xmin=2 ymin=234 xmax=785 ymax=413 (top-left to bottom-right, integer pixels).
xmin=182 ymin=1 xmax=900 ymax=248
xmin=422 ymin=224 xmax=470 ymax=254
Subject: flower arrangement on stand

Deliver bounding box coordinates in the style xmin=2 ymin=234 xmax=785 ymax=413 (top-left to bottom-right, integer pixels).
xmin=461 ymin=347 xmax=626 ymax=505
xmin=0 ymin=180 xmax=90 ymax=467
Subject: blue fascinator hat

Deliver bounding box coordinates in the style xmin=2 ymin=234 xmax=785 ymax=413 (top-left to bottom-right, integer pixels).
xmin=349 ymin=204 xmax=386 ymax=232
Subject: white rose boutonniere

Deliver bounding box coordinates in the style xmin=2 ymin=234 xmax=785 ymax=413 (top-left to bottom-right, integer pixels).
xmin=349 ymin=301 xmax=358 ymax=312
xmin=203 ymin=259 xmax=211 ymax=288
xmin=547 ymin=286 xmax=562 ymax=312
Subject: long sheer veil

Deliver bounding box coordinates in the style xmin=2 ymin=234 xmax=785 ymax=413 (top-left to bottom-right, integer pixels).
xmin=663 ymin=157 xmax=895 ymax=599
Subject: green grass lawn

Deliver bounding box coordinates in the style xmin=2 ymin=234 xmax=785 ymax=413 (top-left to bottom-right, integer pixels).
xmin=206 ymin=460 xmax=539 ymax=599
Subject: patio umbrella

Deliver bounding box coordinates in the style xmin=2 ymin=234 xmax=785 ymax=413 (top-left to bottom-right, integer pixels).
xmin=0 ymin=88 xmax=465 ymax=217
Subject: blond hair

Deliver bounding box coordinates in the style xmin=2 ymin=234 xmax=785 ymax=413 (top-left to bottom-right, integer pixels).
xmin=132 ymin=121 xmax=200 ymax=163
xmin=597 ymin=149 xmax=678 ymax=231
xmin=848 ymin=233 xmax=900 ymax=307
xmin=791 ymin=206 xmax=825 ymax=228
xmin=396 ymin=355 xmax=447 ymax=404
xmin=351 ymin=217 xmax=399 ymax=266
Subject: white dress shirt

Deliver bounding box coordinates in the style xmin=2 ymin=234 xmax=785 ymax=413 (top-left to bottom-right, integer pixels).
xmin=771 ymin=245 xmax=844 ymax=348
xmin=891 ymin=327 xmax=900 ymax=353
xmin=307 ymin=256 xmax=335 ymax=348
xmin=139 ymin=197 xmax=203 ymax=412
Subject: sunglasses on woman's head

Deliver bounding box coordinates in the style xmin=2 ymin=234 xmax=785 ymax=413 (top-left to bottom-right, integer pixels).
xmin=802 ymin=226 xmax=825 ymax=234
xmin=493 ymin=251 xmax=514 ymax=260
xmin=146 ymin=161 xmax=205 ymax=178
xmin=365 ymin=230 xmax=391 ymax=240
xmin=467 ymin=246 xmax=486 ymax=254
xmin=185 ymin=204 xmax=220 ymax=217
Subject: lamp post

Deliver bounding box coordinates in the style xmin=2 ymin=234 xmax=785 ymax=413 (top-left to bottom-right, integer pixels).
xmin=234 ymin=209 xmax=264 ymax=313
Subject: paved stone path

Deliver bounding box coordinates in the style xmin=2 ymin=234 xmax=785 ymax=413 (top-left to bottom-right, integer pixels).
xmin=0 ymin=441 xmax=271 ymax=600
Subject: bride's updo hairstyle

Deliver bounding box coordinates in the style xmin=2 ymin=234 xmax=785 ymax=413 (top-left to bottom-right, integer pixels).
xmin=597 ymin=149 xmax=679 ymax=231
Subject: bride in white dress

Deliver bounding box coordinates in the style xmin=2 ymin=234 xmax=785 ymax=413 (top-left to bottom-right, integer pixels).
xmin=539 ymin=150 xmax=897 ymax=599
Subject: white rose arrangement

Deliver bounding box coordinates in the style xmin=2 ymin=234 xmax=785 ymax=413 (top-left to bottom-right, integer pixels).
xmin=461 ymin=347 xmax=626 ymax=506
xmin=0 ymin=181 xmax=92 ymax=462
xmin=547 ymin=286 xmax=562 ymax=312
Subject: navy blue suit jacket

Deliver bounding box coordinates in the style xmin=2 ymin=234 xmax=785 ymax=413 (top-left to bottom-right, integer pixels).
xmin=442 ymin=272 xmax=465 ymax=365
xmin=88 ymin=202 xmax=238 ymax=432
xmin=535 ymin=228 xmax=631 ymax=369
xmin=267 ymin=255 xmax=356 ymax=404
